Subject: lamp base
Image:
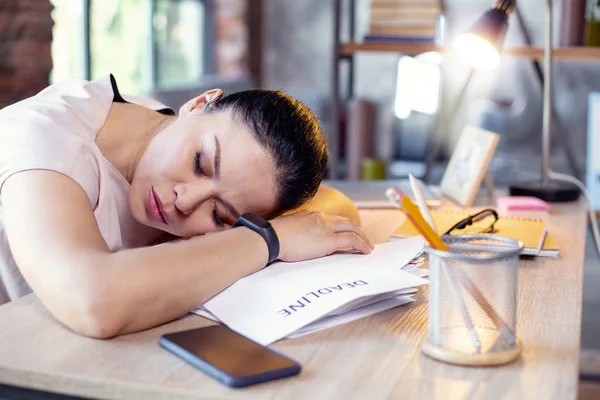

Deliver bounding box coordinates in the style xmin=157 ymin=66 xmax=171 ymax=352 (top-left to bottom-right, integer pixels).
xmin=509 ymin=181 xmax=580 ymax=203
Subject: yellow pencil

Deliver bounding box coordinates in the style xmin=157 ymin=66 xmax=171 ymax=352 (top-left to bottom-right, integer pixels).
xmin=398 ymin=194 xmax=449 ymax=252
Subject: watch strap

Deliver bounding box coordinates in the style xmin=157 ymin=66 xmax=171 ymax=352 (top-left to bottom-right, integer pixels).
xmin=232 ymin=213 xmax=280 ymax=264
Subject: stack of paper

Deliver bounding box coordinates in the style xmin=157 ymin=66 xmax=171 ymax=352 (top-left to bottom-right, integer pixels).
xmin=193 ymin=237 xmax=428 ymax=345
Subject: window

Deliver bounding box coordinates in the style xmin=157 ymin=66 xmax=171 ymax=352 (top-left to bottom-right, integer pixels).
xmin=89 ymin=0 xmax=149 ymax=94
xmin=155 ymin=0 xmax=206 ymax=88
xmin=50 ymin=0 xmax=86 ymax=83
xmin=50 ymin=0 xmax=209 ymax=95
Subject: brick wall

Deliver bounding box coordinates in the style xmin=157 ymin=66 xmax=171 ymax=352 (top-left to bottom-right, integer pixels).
xmin=215 ymin=0 xmax=248 ymax=76
xmin=0 ymin=0 xmax=53 ymax=108
xmin=214 ymin=0 xmax=262 ymax=86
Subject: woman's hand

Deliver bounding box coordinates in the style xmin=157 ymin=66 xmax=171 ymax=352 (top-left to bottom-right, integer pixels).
xmin=271 ymin=210 xmax=374 ymax=262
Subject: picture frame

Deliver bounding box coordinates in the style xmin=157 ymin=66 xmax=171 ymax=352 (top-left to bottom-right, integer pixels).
xmin=587 ymin=92 xmax=600 ymax=209
xmin=439 ymin=125 xmax=500 ymax=207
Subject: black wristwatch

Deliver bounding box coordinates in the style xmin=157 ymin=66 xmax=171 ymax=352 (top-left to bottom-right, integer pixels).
xmin=232 ymin=213 xmax=280 ymax=264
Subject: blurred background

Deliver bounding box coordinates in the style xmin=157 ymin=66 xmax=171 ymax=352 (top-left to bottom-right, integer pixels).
xmin=3 ymin=0 xmax=600 ymax=373
xmin=3 ymin=0 xmax=597 ymax=184
xmin=4 ymin=0 xmax=260 ymax=110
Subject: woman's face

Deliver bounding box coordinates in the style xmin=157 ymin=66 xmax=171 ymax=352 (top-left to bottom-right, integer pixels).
xmin=129 ymin=111 xmax=279 ymax=237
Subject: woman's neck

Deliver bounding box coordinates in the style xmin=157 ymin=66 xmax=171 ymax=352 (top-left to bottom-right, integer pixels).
xmin=96 ymin=102 xmax=176 ymax=183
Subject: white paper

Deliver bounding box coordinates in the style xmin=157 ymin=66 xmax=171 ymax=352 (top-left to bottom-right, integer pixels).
xmin=288 ymin=295 xmax=416 ymax=338
xmin=200 ymin=237 xmax=428 ymax=345
xmin=193 ymin=307 xmax=220 ymax=322
xmin=325 ymin=288 xmax=417 ymax=317
xmin=193 ymin=290 xmax=418 ymax=335
xmin=192 ymin=246 xmax=427 ymax=337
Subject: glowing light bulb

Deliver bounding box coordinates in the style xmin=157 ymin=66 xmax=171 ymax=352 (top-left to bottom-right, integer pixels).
xmin=454 ymin=33 xmax=500 ymax=70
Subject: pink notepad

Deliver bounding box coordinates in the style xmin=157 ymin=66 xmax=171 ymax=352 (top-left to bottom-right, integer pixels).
xmin=496 ymin=196 xmax=551 ymax=213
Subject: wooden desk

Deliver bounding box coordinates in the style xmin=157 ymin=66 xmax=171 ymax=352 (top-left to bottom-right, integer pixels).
xmin=0 ymin=201 xmax=587 ymax=399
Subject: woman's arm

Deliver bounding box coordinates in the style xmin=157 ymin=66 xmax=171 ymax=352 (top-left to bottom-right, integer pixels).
xmin=2 ymin=171 xmax=372 ymax=338
xmin=287 ymin=184 xmax=360 ymax=224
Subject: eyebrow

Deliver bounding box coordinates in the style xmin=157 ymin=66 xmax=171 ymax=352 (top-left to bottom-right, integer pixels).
xmin=214 ymin=135 xmax=221 ymax=181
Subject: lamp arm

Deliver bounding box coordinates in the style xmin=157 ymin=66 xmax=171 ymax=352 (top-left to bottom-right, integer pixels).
xmin=493 ymin=0 xmax=516 ymax=15
xmin=542 ymin=0 xmax=552 ymax=185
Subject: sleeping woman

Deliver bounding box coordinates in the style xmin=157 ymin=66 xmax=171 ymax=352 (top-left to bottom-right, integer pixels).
xmin=0 ymin=75 xmax=372 ymax=338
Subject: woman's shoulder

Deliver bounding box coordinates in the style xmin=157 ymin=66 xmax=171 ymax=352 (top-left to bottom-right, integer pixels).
xmin=0 ymin=76 xmax=115 ymax=141
xmin=0 ymin=77 xmax=115 ymax=199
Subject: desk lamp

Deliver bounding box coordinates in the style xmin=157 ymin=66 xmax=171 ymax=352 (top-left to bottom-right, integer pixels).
xmin=454 ymin=0 xmax=579 ymax=202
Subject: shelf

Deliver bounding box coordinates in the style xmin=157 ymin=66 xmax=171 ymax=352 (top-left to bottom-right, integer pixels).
xmin=340 ymin=42 xmax=600 ymax=61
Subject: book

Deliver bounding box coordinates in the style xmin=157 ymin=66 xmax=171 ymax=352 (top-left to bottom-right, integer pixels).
xmin=369 ymin=20 xmax=436 ymax=34
xmin=539 ymin=233 xmax=560 ymax=258
xmin=370 ymin=0 xmax=441 ymax=6
xmin=391 ymin=208 xmax=560 ymax=257
xmin=368 ymin=25 xmax=436 ymax=36
xmin=366 ymin=0 xmax=442 ymax=42
xmin=192 ymin=237 xmax=428 ymax=345
xmin=370 ymin=8 xmax=442 ymax=22
xmin=370 ymin=19 xmax=439 ymax=28
xmin=363 ymin=34 xmax=435 ymax=43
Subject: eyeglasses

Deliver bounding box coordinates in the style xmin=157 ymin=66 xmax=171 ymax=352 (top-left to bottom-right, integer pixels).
xmin=443 ymin=208 xmax=499 ymax=236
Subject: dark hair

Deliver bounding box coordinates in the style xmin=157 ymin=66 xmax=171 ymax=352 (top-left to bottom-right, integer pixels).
xmin=208 ymin=90 xmax=328 ymax=217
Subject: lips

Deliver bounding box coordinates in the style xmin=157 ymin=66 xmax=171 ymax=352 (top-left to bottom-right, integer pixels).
xmin=146 ymin=187 xmax=169 ymax=225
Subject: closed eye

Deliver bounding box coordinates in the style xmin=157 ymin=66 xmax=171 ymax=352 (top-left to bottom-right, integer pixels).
xmin=212 ymin=201 xmax=226 ymax=227
xmin=194 ymin=151 xmax=205 ymax=177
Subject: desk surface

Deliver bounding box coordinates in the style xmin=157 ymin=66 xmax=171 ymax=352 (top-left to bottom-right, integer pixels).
xmin=0 ymin=201 xmax=587 ymax=400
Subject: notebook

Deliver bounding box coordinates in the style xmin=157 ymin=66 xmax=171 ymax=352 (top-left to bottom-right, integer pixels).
xmin=391 ymin=208 xmax=560 ymax=257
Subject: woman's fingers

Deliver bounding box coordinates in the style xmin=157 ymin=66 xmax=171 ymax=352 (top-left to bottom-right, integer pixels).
xmin=335 ymin=232 xmax=373 ymax=254
xmin=271 ymin=211 xmax=377 ymax=262
xmin=333 ymin=217 xmax=374 ymax=249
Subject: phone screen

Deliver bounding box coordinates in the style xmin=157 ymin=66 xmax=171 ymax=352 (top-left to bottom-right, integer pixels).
xmin=161 ymin=325 xmax=298 ymax=378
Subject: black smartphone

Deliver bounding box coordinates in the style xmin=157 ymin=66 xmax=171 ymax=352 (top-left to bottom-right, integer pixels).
xmin=159 ymin=325 xmax=301 ymax=388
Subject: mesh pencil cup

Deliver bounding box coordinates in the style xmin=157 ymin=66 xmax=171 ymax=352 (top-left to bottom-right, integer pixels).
xmin=421 ymin=235 xmax=523 ymax=366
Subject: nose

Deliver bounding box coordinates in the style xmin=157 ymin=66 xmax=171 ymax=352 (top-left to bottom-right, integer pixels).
xmin=173 ymin=180 xmax=217 ymax=216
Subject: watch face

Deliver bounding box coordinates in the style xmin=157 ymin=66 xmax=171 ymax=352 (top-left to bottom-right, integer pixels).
xmin=242 ymin=213 xmax=271 ymax=228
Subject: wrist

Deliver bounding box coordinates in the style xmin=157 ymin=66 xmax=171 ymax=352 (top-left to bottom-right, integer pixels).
xmin=232 ymin=213 xmax=279 ymax=264
xmin=235 ymin=226 xmax=271 ymax=266
xmin=270 ymin=220 xmax=286 ymax=261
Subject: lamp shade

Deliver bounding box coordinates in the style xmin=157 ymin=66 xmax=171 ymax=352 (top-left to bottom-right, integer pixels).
xmin=455 ymin=8 xmax=511 ymax=69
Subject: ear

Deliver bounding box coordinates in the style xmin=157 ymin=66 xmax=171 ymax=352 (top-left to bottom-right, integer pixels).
xmin=179 ymin=88 xmax=224 ymax=116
